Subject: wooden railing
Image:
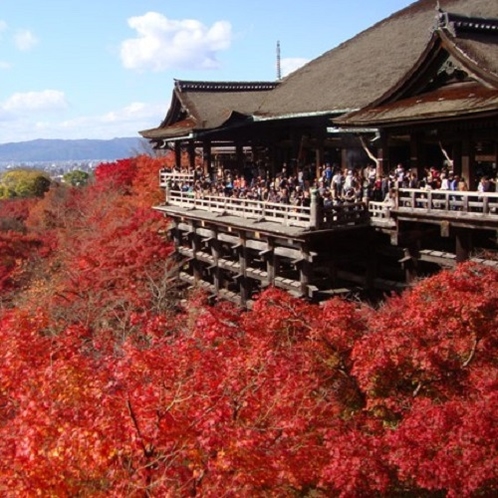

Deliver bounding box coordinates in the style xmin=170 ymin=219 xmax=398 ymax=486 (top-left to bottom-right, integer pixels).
xmin=397 ymin=188 xmax=498 ymax=216
xmin=159 ymin=170 xmax=195 ymax=186
xmin=323 ymin=202 xmax=369 ymax=227
xmin=162 ymin=189 xmax=370 ymax=230
xmin=159 ymin=171 xmax=498 ymax=230
xmin=166 ymin=190 xmax=313 ymax=228
xmin=368 ymin=201 xmax=396 ymax=227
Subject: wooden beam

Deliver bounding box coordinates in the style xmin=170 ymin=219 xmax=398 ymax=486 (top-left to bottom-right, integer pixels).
xmin=218 ymin=233 xmax=240 ymax=245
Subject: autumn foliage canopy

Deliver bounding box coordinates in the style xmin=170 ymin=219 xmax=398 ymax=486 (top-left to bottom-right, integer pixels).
xmin=0 ymin=155 xmax=497 ymax=497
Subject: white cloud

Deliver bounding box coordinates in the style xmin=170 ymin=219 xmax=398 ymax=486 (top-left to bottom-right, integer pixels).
xmin=120 ymin=11 xmax=232 ymax=72
xmin=0 ymin=20 xmax=7 ymax=33
xmin=281 ymin=57 xmax=309 ymax=77
xmin=0 ymin=99 xmax=164 ymax=142
xmin=33 ymin=101 xmax=161 ymax=139
xmin=14 ymin=29 xmax=38 ymax=51
xmin=0 ymin=61 xmax=11 ymax=70
xmin=2 ymin=90 xmax=68 ymax=112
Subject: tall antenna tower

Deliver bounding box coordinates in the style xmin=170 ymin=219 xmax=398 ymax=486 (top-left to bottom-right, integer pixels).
xmin=276 ymin=40 xmax=282 ymax=80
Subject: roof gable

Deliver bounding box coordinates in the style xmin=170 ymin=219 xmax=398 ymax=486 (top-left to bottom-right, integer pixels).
xmin=140 ymin=79 xmax=279 ymax=141
xmin=256 ymin=0 xmax=498 ymax=118
xmin=337 ymin=10 xmax=498 ymax=127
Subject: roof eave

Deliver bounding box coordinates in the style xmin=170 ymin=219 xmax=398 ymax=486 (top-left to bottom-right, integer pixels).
xmin=253 ymin=110 xmax=353 ymax=122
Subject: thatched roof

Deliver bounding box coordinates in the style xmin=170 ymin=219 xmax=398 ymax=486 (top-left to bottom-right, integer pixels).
xmin=140 ymin=81 xmax=277 ymax=140
xmin=339 ymin=82 xmax=498 ymax=126
xmin=336 ymin=8 xmax=498 ymax=127
xmin=140 ymin=0 xmax=498 ymax=141
xmin=255 ymin=0 xmax=498 ymax=118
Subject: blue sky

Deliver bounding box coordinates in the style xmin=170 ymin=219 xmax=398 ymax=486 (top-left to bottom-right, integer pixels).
xmin=0 ymin=0 xmax=413 ymax=144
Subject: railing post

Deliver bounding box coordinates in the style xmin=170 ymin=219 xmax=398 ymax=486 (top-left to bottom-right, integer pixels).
xmin=483 ymin=195 xmax=489 ymax=214
xmin=310 ymin=188 xmax=321 ymax=229
xmin=165 ymin=179 xmax=171 ymax=204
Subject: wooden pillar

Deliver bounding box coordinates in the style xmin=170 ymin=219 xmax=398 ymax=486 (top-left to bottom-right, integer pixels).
xmin=188 ymin=141 xmax=195 ymax=172
xmin=171 ymin=219 xmax=181 ymax=250
xmin=494 ymin=141 xmax=498 ymax=173
xmin=456 ymin=229 xmax=472 ymax=263
xmin=310 ymin=188 xmax=322 ymax=229
xmin=341 ymin=148 xmax=348 ymax=171
xmin=290 ymin=132 xmax=300 ymax=171
xmin=191 ymin=228 xmax=202 ymax=282
xmin=211 ymin=231 xmax=220 ymax=293
xmin=452 ymin=140 xmax=462 ymax=177
xmin=410 ymin=132 xmax=425 ymax=180
xmin=402 ymin=247 xmax=417 ymax=285
xmin=266 ymin=238 xmax=276 ymax=286
xmin=377 ymin=131 xmax=389 ymax=175
xmin=236 ymin=142 xmax=244 ymax=176
xmin=299 ymin=245 xmax=312 ymax=297
xmin=327 ymin=258 xmax=338 ymax=287
xmin=238 ymin=233 xmax=249 ymax=306
xmin=174 ymin=142 xmax=182 ymax=168
xmin=203 ymin=140 xmax=212 ymax=180
xmin=461 ymin=136 xmax=475 ymax=190
xmin=365 ymin=233 xmax=377 ymax=289
xmin=315 ymin=139 xmax=325 ymax=180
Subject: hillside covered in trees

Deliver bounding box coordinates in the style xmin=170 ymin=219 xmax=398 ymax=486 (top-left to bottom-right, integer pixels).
xmin=0 ymin=156 xmax=497 ymax=497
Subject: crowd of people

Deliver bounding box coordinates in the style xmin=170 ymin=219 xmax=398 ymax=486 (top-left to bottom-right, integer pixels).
xmin=166 ymin=161 xmax=490 ymax=209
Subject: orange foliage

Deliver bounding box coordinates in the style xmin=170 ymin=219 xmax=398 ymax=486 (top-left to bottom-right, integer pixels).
xmin=0 ymin=150 xmax=497 ymax=496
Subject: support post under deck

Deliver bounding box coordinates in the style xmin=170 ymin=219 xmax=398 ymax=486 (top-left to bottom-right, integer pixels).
xmin=238 ymin=233 xmax=249 ymax=306
xmin=456 ymin=229 xmax=472 ymax=263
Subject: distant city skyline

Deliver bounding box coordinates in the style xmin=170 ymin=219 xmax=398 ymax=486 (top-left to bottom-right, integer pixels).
xmin=0 ymin=1 xmax=413 ymax=144
xmin=0 ymin=137 xmax=144 ymax=164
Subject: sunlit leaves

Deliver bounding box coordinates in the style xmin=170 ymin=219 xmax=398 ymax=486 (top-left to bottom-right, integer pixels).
xmin=0 ymin=149 xmax=497 ymax=496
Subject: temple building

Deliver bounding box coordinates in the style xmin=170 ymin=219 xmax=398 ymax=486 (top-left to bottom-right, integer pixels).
xmin=140 ymin=0 xmax=498 ymax=307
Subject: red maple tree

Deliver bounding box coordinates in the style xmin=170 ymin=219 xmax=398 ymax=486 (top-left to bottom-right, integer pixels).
xmin=0 ymin=153 xmax=496 ymax=496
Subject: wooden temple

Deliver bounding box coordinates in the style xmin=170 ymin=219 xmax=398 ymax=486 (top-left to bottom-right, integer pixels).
xmin=140 ymin=0 xmax=498 ymax=307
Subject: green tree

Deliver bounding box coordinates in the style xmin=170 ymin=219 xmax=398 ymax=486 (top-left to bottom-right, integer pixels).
xmin=0 ymin=169 xmax=51 ymax=199
xmin=63 ymin=169 xmax=90 ymax=187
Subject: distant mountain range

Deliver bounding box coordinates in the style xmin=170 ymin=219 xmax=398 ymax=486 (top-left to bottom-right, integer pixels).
xmin=0 ymin=137 xmax=148 ymax=162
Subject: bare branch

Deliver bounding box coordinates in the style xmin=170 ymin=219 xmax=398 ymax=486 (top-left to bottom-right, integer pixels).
xmin=412 ymin=381 xmax=422 ymax=397
xmin=462 ymin=338 xmax=478 ymax=367
xmin=438 ymin=141 xmax=454 ymax=168
xmin=359 ymin=136 xmax=380 ymax=172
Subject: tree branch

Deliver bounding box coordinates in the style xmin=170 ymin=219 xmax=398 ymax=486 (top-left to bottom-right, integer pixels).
xmin=462 ymin=338 xmax=478 ymax=368
xmin=438 ymin=141 xmax=453 ymax=168
xmin=359 ymin=136 xmax=380 ymax=170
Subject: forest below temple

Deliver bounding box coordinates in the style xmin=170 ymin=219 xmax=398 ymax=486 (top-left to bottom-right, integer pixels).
xmin=0 ymin=155 xmax=497 ymax=497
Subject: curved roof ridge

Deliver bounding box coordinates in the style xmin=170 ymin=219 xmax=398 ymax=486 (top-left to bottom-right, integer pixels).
xmin=175 ymin=80 xmax=279 ymax=93
xmin=257 ymin=0 xmax=498 ymax=117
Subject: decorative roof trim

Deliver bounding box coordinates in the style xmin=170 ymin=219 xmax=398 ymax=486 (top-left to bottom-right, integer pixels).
xmin=174 ymin=80 xmax=279 ymax=92
xmin=436 ymin=9 xmax=498 ymax=36
xmin=327 ymin=126 xmax=378 ymax=134
xmin=439 ymin=30 xmax=498 ymax=88
xmin=253 ymin=110 xmax=351 ymax=122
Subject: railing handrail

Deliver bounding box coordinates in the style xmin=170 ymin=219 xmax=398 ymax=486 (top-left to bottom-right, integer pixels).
xmin=398 ymin=188 xmax=498 ymax=198
xmin=162 ymin=187 xmax=498 ymax=230
xmin=397 ymin=188 xmax=498 ymax=216
xmin=159 ymin=171 xmax=195 ymax=185
xmin=169 ymin=189 xmax=311 ymax=211
xmin=164 ymin=190 xmax=369 ymax=229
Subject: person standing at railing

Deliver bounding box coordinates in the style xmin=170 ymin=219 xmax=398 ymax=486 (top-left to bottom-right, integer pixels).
xmin=331 ymin=168 xmax=344 ymax=198
xmin=457 ymin=177 xmax=469 ymax=191
xmin=382 ymin=188 xmax=396 ymax=208
xmin=440 ymin=173 xmax=450 ymax=190
xmin=478 ymin=176 xmax=491 ymax=193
